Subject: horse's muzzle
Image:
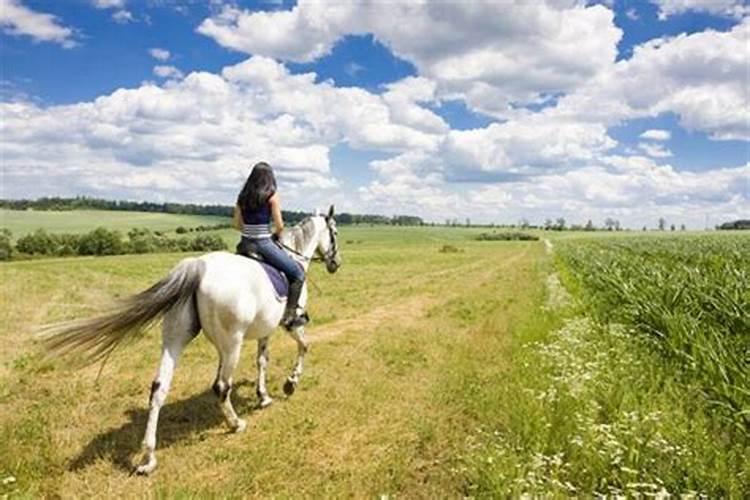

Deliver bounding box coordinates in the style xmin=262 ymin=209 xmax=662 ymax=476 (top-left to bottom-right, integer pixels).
xmin=326 ymin=256 xmax=341 ymax=274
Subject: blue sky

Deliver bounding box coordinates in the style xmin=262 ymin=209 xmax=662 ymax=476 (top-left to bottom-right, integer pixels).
xmin=1 ymin=0 xmax=748 ymax=228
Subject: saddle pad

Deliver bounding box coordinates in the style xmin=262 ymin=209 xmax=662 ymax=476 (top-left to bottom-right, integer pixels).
xmin=259 ymin=261 xmax=289 ymax=301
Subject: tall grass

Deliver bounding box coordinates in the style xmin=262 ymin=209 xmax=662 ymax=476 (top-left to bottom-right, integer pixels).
xmin=557 ymin=234 xmax=750 ymax=430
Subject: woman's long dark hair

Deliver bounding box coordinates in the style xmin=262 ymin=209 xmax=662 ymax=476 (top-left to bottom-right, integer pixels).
xmin=237 ymin=162 xmax=277 ymax=216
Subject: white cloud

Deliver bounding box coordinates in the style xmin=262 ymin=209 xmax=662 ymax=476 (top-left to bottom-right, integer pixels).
xmin=112 ymin=10 xmax=134 ymax=24
xmin=441 ymin=117 xmax=616 ymax=176
xmin=197 ymin=1 xmax=622 ymax=117
xmin=3 ymin=4 xmax=747 ymax=228
xmin=640 ymin=129 xmax=671 ymax=141
xmin=651 ymin=0 xmax=749 ymax=19
xmin=638 ymin=142 xmax=673 ymax=158
xmin=0 ymin=57 xmax=448 ymax=208
xmin=358 ymin=154 xmax=749 ymax=228
xmin=0 ymin=0 xmax=76 ymax=47
xmin=149 ymin=48 xmax=171 ymax=61
xmin=92 ymin=0 xmax=126 ymax=8
xmin=550 ymin=19 xmax=750 ymax=140
xmin=153 ymin=65 xmax=184 ymax=79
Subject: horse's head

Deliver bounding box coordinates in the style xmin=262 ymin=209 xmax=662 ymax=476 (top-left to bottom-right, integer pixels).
xmin=315 ymin=205 xmax=341 ymax=273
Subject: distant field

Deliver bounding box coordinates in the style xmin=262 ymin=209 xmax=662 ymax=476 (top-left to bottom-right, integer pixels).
xmin=0 ymin=209 xmax=228 ymax=237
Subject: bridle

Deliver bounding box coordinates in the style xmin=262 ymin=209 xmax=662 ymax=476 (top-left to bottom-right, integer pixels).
xmin=277 ymin=216 xmax=339 ymax=266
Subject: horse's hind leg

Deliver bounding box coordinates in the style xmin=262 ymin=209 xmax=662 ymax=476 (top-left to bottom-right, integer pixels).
xmin=135 ymin=304 xmax=198 ymax=475
xmin=256 ymin=337 xmax=273 ymax=408
xmin=283 ymin=326 xmax=308 ymax=396
xmin=213 ymin=338 xmax=246 ymax=432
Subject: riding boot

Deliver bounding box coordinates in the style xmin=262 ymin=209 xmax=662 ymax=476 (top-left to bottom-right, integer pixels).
xmin=282 ymin=280 xmax=308 ymax=330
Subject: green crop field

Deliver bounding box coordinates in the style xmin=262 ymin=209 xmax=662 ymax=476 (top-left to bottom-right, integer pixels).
xmin=0 ymin=209 xmax=228 ymax=237
xmin=1 ymin=222 xmax=748 ymax=497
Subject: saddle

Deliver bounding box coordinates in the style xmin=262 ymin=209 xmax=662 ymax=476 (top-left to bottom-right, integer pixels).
xmin=236 ymin=241 xmax=289 ymax=301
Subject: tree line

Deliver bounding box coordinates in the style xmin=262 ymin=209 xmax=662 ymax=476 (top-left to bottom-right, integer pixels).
xmin=717 ymin=220 xmax=750 ymax=230
xmin=0 ymin=227 xmax=226 ymax=261
xmin=0 ymin=196 xmax=425 ymax=226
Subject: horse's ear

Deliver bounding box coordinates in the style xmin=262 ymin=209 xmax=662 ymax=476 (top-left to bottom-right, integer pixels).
xmin=327 ymin=205 xmax=335 ymax=219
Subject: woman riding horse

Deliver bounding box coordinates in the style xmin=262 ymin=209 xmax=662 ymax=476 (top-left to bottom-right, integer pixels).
xmin=233 ymin=162 xmax=307 ymax=330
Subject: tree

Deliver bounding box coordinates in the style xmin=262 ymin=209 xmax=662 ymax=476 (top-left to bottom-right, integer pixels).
xmin=680 ymin=224 xmax=686 ymax=231
xmin=604 ymin=218 xmax=617 ymax=231
xmin=555 ymin=217 xmax=566 ymax=231
xmin=584 ymin=219 xmax=595 ymax=231
xmin=670 ymin=224 xmax=676 ymax=231
xmin=658 ymin=218 xmax=666 ymax=231
xmin=544 ymin=219 xmax=553 ymax=230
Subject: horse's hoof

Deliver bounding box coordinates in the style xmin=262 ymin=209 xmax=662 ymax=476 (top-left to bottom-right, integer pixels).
xmin=134 ymin=460 xmax=157 ymax=476
xmin=258 ymin=396 xmax=273 ymax=409
xmin=283 ymin=379 xmax=296 ymax=396
xmin=232 ymin=419 xmax=247 ymax=433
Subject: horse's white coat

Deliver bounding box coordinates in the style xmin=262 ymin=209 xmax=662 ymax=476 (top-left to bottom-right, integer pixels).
xmin=135 ymin=212 xmax=339 ymax=475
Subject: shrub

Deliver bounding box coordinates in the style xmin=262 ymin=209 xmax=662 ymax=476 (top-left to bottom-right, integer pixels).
xmin=190 ymin=234 xmax=227 ymax=252
xmin=0 ymin=229 xmax=12 ymax=260
xmin=439 ymin=244 xmax=462 ymax=253
xmin=76 ymin=227 xmax=124 ymax=255
xmin=16 ymin=229 xmax=58 ymax=255
xmin=476 ymin=232 xmax=539 ymax=241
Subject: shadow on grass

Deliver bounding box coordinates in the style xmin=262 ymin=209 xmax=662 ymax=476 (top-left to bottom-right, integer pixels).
xmin=68 ymin=379 xmax=258 ymax=473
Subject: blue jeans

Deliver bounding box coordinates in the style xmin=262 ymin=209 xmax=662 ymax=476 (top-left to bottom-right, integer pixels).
xmin=237 ymin=237 xmax=305 ymax=283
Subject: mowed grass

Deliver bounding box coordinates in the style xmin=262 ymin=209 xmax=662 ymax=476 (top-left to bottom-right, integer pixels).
xmin=0 ymin=225 xmax=545 ymax=497
xmin=0 ymin=209 xmax=228 ymax=237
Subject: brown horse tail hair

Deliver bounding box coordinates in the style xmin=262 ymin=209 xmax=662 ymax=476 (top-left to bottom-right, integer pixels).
xmin=37 ymin=257 xmax=206 ymax=366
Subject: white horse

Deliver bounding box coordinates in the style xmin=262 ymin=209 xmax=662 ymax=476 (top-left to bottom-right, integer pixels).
xmin=39 ymin=206 xmax=341 ymax=475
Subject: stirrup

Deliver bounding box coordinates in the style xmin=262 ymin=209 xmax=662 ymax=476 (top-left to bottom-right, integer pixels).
xmin=283 ymin=312 xmax=309 ymax=331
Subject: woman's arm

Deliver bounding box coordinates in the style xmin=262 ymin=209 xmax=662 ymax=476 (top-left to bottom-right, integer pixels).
xmin=232 ymin=204 xmax=243 ymax=231
xmin=268 ymin=192 xmax=285 ymax=237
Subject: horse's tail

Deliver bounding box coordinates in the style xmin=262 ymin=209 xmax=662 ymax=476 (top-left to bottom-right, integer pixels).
xmin=37 ymin=257 xmax=206 ymax=365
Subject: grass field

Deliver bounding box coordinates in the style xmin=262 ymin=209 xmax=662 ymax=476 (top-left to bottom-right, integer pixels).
xmin=0 ymin=209 xmax=228 ymax=237
xmin=1 ymin=223 xmax=748 ymax=496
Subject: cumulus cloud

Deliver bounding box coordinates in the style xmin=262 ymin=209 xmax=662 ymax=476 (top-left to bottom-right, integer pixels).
xmin=550 ymin=19 xmax=750 ymax=140
xmin=153 ymin=65 xmax=184 ymax=79
xmin=651 ymin=0 xmax=749 ymax=19
xmin=358 ymin=154 xmax=749 ymax=228
xmin=111 ymin=10 xmax=134 ymax=24
xmin=0 ymin=0 xmax=76 ymax=47
xmin=640 ymin=129 xmax=671 ymax=140
xmin=638 ymin=142 xmax=673 ymax=158
xmin=4 ymin=2 xmax=746 ymax=227
xmin=149 ymin=48 xmax=171 ymax=61
xmin=0 ymin=57 xmax=451 ymax=208
xmin=92 ymin=0 xmax=125 ymax=7
xmin=197 ymin=0 xmax=622 ymax=117
xmin=92 ymin=0 xmax=133 ymax=24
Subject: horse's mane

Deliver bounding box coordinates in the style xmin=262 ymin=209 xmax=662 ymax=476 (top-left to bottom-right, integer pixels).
xmin=281 ymin=216 xmax=318 ymax=252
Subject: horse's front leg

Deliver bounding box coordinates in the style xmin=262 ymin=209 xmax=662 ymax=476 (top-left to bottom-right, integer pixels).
xmin=283 ymin=326 xmax=308 ymax=396
xmin=256 ymin=337 xmax=273 ymax=408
